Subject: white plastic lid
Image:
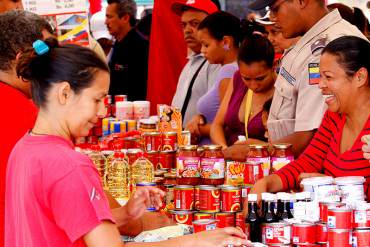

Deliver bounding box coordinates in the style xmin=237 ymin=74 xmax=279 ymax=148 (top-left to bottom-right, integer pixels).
xmin=261 ymin=193 xmax=275 ymax=201
xmin=334 ymin=176 xmax=365 ymax=185
xmin=133 ymin=101 xmax=150 ymax=107
xmin=277 ymin=192 xmax=290 ymax=201
xmin=302 ymin=191 xmax=312 ymax=200
xmin=293 ymin=192 xmax=305 ymax=201
xmin=301 ymin=176 xmax=334 ymax=186
xmin=139 ymin=118 xmax=156 ymax=125
xmin=116 ymin=101 xmax=133 ymax=107
xmin=355 ymin=201 xmax=370 ymax=210
xmin=248 ymin=194 xmax=258 ymax=201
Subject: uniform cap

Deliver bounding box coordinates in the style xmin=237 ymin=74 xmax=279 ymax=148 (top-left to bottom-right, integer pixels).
xmin=171 ymin=0 xmax=218 ymax=16
xmin=249 ymin=0 xmax=276 ymax=10
xmin=90 ymin=10 xmax=112 ymax=40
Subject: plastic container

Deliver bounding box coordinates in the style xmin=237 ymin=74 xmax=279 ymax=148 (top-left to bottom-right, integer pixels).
xmin=301 ymin=176 xmax=339 ymax=202
xmin=334 ymin=176 xmax=366 ymax=202
xmin=115 ymin=101 xmax=133 ymax=120
xmin=133 ymin=101 xmax=150 ymax=120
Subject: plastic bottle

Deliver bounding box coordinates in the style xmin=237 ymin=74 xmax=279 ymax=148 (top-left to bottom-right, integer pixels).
xmin=261 ymin=193 xmax=278 ymax=223
xmin=89 ymin=145 xmax=106 ymax=184
xmin=246 ymin=194 xmax=262 ymax=242
xmin=131 ymin=152 xmax=154 ymax=186
xmin=107 ymin=152 xmax=130 ymax=199
xmin=276 ymin=192 xmax=293 ymax=220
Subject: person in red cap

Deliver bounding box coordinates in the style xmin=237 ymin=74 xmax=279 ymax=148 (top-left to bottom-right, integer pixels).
xmin=171 ymin=0 xmax=221 ymax=128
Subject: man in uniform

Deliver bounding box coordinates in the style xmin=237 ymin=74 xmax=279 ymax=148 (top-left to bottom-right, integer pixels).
xmin=224 ymin=0 xmax=366 ymax=160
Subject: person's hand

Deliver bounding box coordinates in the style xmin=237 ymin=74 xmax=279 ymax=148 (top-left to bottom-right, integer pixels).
xmin=141 ymin=212 xmax=175 ymax=231
xmin=191 ymin=227 xmax=250 ymax=247
xmin=298 ymin=173 xmax=327 ymax=184
xmin=361 ymin=135 xmax=370 ymax=161
xmin=124 ymin=186 xmax=165 ymax=220
xmin=186 ymin=114 xmax=206 ymax=140
xmin=223 ymin=144 xmax=249 ymax=161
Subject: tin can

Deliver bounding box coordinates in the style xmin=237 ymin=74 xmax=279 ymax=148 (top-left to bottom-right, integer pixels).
xmin=327 ymin=229 xmax=352 ymax=247
xmin=143 ymin=132 xmax=161 ymax=151
xmin=352 ymin=228 xmax=370 ymax=247
xmin=353 ymin=202 xmax=370 ymax=229
xmin=194 ymin=212 xmax=214 ymax=221
xmin=124 ymin=137 xmax=140 ymax=149
xmin=220 ymin=185 xmax=241 ymax=212
xmin=163 ymin=184 xmax=175 ymax=208
xmin=291 ymin=222 xmax=316 ymax=244
xmin=235 ymin=212 xmax=246 ymax=233
xmin=126 ymin=148 xmax=142 ymax=165
xmin=327 ymin=207 xmax=352 ymax=229
xmin=215 ymin=212 xmax=235 ymax=228
xmin=319 ymin=202 xmax=345 ymax=222
xmin=110 ymin=121 xmax=121 ymax=134
xmin=174 ymin=185 xmax=194 ymax=210
xmin=145 ymin=151 xmax=159 ymax=168
xmin=316 ymin=222 xmax=327 ymax=244
xmin=199 ymin=185 xmax=220 ymax=213
xmin=192 ymin=219 xmax=217 ymax=233
xmin=261 ymin=222 xmax=291 ymax=245
xmin=126 ymin=120 xmax=137 ymax=131
xmin=243 ymin=161 xmax=264 ymax=185
xmin=158 ymin=150 xmax=176 ymax=170
xmin=162 ymin=132 xmax=178 ymax=151
xmin=241 ymin=185 xmax=251 ymax=208
xmin=195 ymin=185 xmax=200 ymax=211
xmin=171 ymin=210 xmax=193 ymax=226
xmin=115 ymin=95 xmax=127 ymax=102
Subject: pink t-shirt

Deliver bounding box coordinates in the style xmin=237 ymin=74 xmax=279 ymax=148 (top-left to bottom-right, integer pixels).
xmin=5 ymin=134 xmax=114 ymax=247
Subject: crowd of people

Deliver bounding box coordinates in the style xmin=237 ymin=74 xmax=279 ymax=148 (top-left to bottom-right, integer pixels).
xmin=0 ymin=0 xmax=369 ymax=246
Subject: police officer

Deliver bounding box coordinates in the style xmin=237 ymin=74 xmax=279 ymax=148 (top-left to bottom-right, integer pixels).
xmin=223 ymin=0 xmax=366 ymax=160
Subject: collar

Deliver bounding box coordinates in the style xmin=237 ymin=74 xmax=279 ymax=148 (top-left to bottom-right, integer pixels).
xmin=187 ymin=51 xmax=205 ymax=64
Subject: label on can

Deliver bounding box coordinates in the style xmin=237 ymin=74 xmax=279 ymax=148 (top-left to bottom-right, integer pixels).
xmin=201 ymin=158 xmax=225 ymax=179
xmin=271 ymin=156 xmax=294 ymax=172
xmin=225 ymin=161 xmax=245 ymax=186
xmin=177 ymin=157 xmax=200 ymax=178
xmin=221 ymin=189 xmax=241 ymax=212
xmin=243 ymin=162 xmax=263 ymax=185
xmin=246 ymin=157 xmax=270 ymax=177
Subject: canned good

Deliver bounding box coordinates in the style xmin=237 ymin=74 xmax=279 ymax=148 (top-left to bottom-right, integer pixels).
xmin=215 ymin=212 xmax=234 ymax=228
xmin=171 ymin=210 xmax=193 ymax=226
xmin=158 ymin=150 xmax=176 ymax=170
xmin=143 ymin=132 xmax=161 ymax=151
xmin=126 ymin=148 xmax=142 ymax=165
xmin=327 ymin=229 xmax=352 ymax=247
xmin=235 ymin=212 xmax=247 ymax=234
xmin=162 ymin=132 xmax=178 ymax=151
xmin=195 ymin=185 xmax=200 ymax=211
xmin=110 ymin=121 xmax=121 ymax=134
xmin=261 ymin=222 xmax=291 ymax=245
xmin=199 ymin=185 xmax=220 ymax=213
xmin=146 ymin=151 xmax=159 ymax=168
xmin=352 ymin=228 xmax=370 ymax=247
xmin=163 ymin=184 xmax=174 ymax=208
xmin=192 ymin=219 xmax=217 ymax=233
xmin=220 ymin=185 xmax=241 ymax=212
xmin=243 ymin=161 xmax=263 ymax=185
xmin=353 ymin=202 xmax=370 ymax=229
xmin=139 ymin=119 xmax=157 ymax=133
xmin=319 ymin=202 xmax=345 ymax=222
xmin=125 ymin=120 xmax=137 ymax=131
xmin=271 ymin=143 xmax=294 ymax=172
xmin=194 ymin=212 xmax=214 ymax=221
xmin=176 ymin=145 xmax=200 ymax=186
xmin=291 ymin=222 xmax=316 ymax=244
xmin=225 ymin=160 xmax=245 ymax=186
xmin=316 ymin=222 xmax=327 ymax=244
xmin=200 ymin=145 xmax=225 ymax=186
xmin=174 ymin=185 xmax=194 ymax=210
xmin=327 ymin=207 xmax=352 ymax=229
xmin=124 ymin=137 xmax=140 ymax=149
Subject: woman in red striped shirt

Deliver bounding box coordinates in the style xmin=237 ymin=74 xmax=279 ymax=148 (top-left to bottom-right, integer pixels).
xmin=250 ymin=36 xmax=370 ymax=202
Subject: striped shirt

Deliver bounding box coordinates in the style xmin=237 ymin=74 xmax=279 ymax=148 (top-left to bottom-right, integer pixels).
xmin=275 ymin=111 xmax=370 ymax=202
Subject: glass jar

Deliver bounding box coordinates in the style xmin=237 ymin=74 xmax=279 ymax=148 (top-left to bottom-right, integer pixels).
xmin=200 ymin=145 xmax=225 ymax=186
xmin=164 ymin=172 xmax=177 ymax=185
xmin=246 ymin=144 xmax=271 ymax=177
xmin=271 ymin=144 xmax=294 ymax=172
xmin=176 ymin=145 xmax=200 ymax=185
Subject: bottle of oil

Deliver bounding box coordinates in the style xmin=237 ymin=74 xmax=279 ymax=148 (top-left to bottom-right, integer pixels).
xmin=101 ymin=150 xmax=114 ymax=189
xmin=107 ymin=151 xmax=130 ymax=200
xmin=89 ymin=145 xmax=106 ymax=185
xmin=131 ymin=151 xmax=154 ymax=187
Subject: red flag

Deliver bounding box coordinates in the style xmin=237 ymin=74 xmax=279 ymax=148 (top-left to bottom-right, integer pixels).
xmin=89 ymin=0 xmax=102 ymax=15
xmin=147 ymin=0 xmax=188 ymax=114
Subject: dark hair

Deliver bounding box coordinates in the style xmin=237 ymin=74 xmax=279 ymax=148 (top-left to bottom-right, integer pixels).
xmin=327 ymin=4 xmax=369 ymax=34
xmin=16 ymin=38 xmax=109 ymax=107
xmin=0 ymin=10 xmax=51 ymax=71
xmin=263 ymin=98 xmax=273 ymax=113
xmin=107 ymin=0 xmax=137 ymax=27
xmin=238 ymin=35 xmax=275 ymax=68
xmin=322 ymin=36 xmax=370 ymax=84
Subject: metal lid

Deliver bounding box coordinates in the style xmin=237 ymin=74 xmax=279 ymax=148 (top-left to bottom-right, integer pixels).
xmin=203 ymin=145 xmax=222 ymax=151
xmin=179 ymin=145 xmax=198 ymax=151
xmin=273 ymin=143 xmax=292 ymax=149
xmin=192 ymin=219 xmax=217 ymax=225
xmin=143 ymin=132 xmax=160 ymax=136
xmin=160 ymin=150 xmax=176 ymax=154
xmin=164 ymin=173 xmax=176 ymax=178
xmin=164 ymin=131 xmax=177 ymax=136
xmin=127 ymin=148 xmax=143 ymax=154
xmin=175 ymin=185 xmax=194 ymax=189
xmin=220 ymin=185 xmax=240 ymax=191
xmin=170 ymin=210 xmax=194 ymax=215
xmin=215 ymin=212 xmax=234 ymax=216
xmin=249 ymin=144 xmax=268 ymax=149
xmin=136 ymin=182 xmax=156 ymax=186
xmin=199 ymin=185 xmax=218 ymax=190
xmin=146 ymin=150 xmax=159 ymax=155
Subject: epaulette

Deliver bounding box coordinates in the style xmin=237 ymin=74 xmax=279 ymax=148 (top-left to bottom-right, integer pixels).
xmin=311 ymin=36 xmax=327 ymax=55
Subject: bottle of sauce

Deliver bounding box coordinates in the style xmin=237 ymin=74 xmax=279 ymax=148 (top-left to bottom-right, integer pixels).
xmin=246 ymin=194 xmax=262 ymax=242
xmin=276 ymin=192 xmax=293 ymax=220
xmin=176 ymin=145 xmax=200 ymax=185
xmin=200 ymin=145 xmax=225 ymax=186
xmin=247 ymin=144 xmax=271 ymax=177
xmin=261 ymin=193 xmax=278 ymax=223
xmin=271 ymin=143 xmax=294 ymax=172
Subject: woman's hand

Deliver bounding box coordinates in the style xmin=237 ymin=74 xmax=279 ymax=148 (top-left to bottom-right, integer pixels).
xmin=191 ymin=227 xmax=250 ymax=247
xmin=361 ymin=135 xmax=370 ymax=162
xmin=298 ymin=173 xmax=327 ymax=184
xmin=186 ymin=114 xmax=206 ymax=141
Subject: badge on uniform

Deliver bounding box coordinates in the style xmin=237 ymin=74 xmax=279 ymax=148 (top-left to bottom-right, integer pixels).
xmin=311 ymin=37 xmax=327 ymax=56
xmin=308 ymin=63 xmax=320 ymax=85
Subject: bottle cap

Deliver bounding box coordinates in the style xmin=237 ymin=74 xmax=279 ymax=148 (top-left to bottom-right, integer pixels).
xmin=248 ymin=194 xmax=258 ymax=201
xmin=277 ymin=192 xmax=290 ymax=201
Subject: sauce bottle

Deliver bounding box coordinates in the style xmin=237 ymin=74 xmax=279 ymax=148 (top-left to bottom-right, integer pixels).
xmin=276 ymin=192 xmax=293 ymax=220
xmin=261 ymin=193 xmax=278 ymax=223
xmin=246 ymin=194 xmax=262 ymax=242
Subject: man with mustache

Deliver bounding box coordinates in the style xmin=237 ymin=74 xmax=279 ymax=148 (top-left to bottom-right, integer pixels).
xmin=171 ymin=0 xmax=220 ymax=126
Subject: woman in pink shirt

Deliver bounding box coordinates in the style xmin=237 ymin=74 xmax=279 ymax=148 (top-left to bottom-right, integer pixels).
xmin=5 ymin=38 xmax=248 ymax=247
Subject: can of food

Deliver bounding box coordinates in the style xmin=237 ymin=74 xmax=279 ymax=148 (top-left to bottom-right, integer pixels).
xmin=199 ymin=185 xmax=220 ymax=213
xmin=192 ymin=219 xmax=217 ymax=233
xmin=171 ymin=210 xmax=193 ymax=226
xmin=194 ymin=185 xmax=200 ymax=211
xmin=163 ymin=184 xmax=175 ymax=208
xmin=353 ymin=202 xmax=370 ymax=229
xmin=143 ymin=132 xmax=161 ymax=151
xmin=316 ymin=222 xmax=328 ymax=244
xmin=327 ymin=207 xmax=352 ymax=229
xmin=126 ymin=148 xmax=142 ymax=165
xmin=235 ymin=212 xmax=246 ymax=233
xmin=220 ymin=185 xmax=241 ymax=212
xmin=215 ymin=212 xmax=235 ymax=228
xmin=292 ymin=222 xmax=316 ymax=245
xmin=115 ymin=95 xmax=127 ymax=102
xmin=319 ymin=202 xmax=346 ymax=222
xmin=174 ymin=185 xmax=194 ymax=210
xmin=225 ymin=160 xmax=245 ymax=186
xmin=181 ymin=130 xmax=191 ymax=146
xmin=158 ymin=150 xmax=176 ymax=170
xmin=262 ymin=222 xmax=291 ymax=245
xmin=162 ymin=132 xmax=178 ymax=151
xmin=241 ymin=185 xmax=251 ymax=208
xmin=194 ymin=212 xmax=214 ymax=221
xmin=145 ymin=150 xmax=159 ymax=169
xmin=93 ymin=126 xmax=102 ymax=136
xmin=352 ymin=228 xmax=370 ymax=247
xmin=327 ymin=229 xmax=352 ymax=247
xmin=124 ymin=137 xmax=140 ymax=149
xmin=243 ymin=161 xmax=264 ymax=185
xmin=125 ymin=120 xmax=137 ymax=131
xmin=110 ymin=121 xmax=121 ymax=134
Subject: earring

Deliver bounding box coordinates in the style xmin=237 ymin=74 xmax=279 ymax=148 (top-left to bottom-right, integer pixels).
xmin=223 ymin=44 xmax=230 ymax=51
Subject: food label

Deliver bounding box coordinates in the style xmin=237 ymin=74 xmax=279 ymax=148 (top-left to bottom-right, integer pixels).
xmin=177 ymin=157 xmax=200 ymax=178
xmin=225 ymin=161 xmax=245 ymax=186
xmin=271 ymin=156 xmax=294 ymax=172
xmin=246 ymin=157 xmax=270 ymax=176
xmin=200 ymin=158 xmax=225 ymax=179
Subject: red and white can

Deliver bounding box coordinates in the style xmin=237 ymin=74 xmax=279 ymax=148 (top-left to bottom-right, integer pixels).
xmin=316 ymin=222 xmax=328 ymax=244
xmin=158 ymin=150 xmax=176 ymax=170
xmin=143 ymin=132 xmax=161 ymax=151
xmin=199 ymin=185 xmax=220 ymax=213
xmin=235 ymin=212 xmax=247 ymax=233
xmin=171 ymin=210 xmax=193 ymax=226
xmin=327 ymin=207 xmax=352 ymax=229
xmin=145 ymin=151 xmax=159 ymax=168
xmin=194 ymin=212 xmax=214 ymax=221
xmin=319 ymin=202 xmax=345 ymax=222
xmin=353 ymin=202 xmax=370 ymax=229
xmin=327 ymin=229 xmax=352 ymax=247
xmin=215 ymin=212 xmax=235 ymax=228
xmin=193 ymin=219 xmax=217 ymax=233
xmin=194 ymin=185 xmax=200 ymax=211
xmin=243 ymin=161 xmax=263 ymax=185
xmin=352 ymin=228 xmax=370 ymax=247
xmin=174 ymin=185 xmax=194 ymax=210
xmin=221 ymin=185 xmax=241 ymax=212
xmin=261 ymin=222 xmax=291 ymax=245
xmin=291 ymin=222 xmax=316 ymax=244
xmin=241 ymin=185 xmax=251 ymax=208
xmin=161 ymin=132 xmax=177 ymax=151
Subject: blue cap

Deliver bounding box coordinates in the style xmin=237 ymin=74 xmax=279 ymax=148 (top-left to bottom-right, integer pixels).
xmin=33 ymin=40 xmax=49 ymax=55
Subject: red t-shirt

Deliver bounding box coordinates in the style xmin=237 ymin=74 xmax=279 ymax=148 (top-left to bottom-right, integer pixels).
xmin=5 ymin=134 xmax=114 ymax=246
xmin=0 ymin=82 xmax=38 ymax=244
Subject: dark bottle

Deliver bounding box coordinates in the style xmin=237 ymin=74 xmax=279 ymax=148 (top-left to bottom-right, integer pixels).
xmin=277 ymin=192 xmax=293 ymax=220
xmin=261 ymin=193 xmax=278 ymax=223
xmin=246 ymin=194 xmax=262 ymax=242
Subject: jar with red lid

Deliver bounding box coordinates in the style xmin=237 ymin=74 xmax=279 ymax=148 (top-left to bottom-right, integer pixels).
xmin=271 ymin=144 xmax=294 ymax=172
xmin=176 ymin=145 xmax=200 ymax=185
xmin=246 ymin=144 xmax=271 ymax=177
xmin=200 ymin=145 xmax=225 ymax=186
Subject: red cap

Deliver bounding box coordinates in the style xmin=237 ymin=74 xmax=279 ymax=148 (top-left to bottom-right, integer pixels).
xmin=171 ymin=0 xmax=218 ymax=16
